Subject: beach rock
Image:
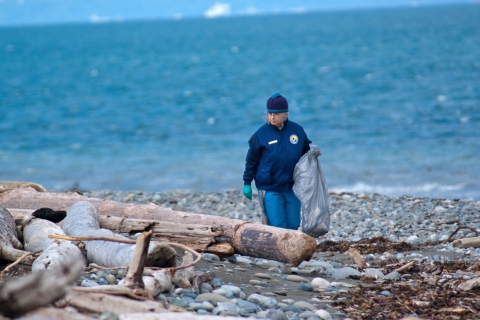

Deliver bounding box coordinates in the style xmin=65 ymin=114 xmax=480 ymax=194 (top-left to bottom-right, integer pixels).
xmin=286 ymin=275 xmax=309 ymax=282
xmin=195 ymin=293 xmax=231 ymax=305
xmin=331 ymin=267 xmax=361 ymax=279
xmin=364 ymin=268 xmax=385 ymax=279
xmin=312 ymin=277 xmax=330 ymax=289
xmin=293 ymin=301 xmax=316 ymax=311
xmin=297 ymin=283 xmax=314 ymax=292
xmin=235 ymin=299 xmax=259 ymax=313
xmin=315 ymin=309 xmax=333 ymax=319
xmin=247 ymin=293 xmax=278 ymax=309
xmin=265 ymin=309 xmax=288 ymax=320
xmin=212 ymin=302 xmax=240 ymax=315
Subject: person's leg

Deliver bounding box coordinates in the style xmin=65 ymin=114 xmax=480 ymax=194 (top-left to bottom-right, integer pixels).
xmin=264 ymin=191 xmax=287 ymax=228
xmin=284 ymin=189 xmax=301 ymax=230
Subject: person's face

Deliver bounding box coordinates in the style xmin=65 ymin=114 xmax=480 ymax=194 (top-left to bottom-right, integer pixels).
xmin=268 ymin=112 xmax=287 ymax=128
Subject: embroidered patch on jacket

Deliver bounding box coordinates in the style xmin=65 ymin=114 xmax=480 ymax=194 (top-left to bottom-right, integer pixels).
xmin=268 ymin=140 xmax=278 ymax=145
xmin=290 ymin=135 xmax=298 ymax=144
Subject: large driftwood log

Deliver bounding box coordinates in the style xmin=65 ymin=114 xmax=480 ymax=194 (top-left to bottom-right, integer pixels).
xmin=0 ymin=257 xmax=84 ymax=318
xmin=10 ymin=209 xmax=230 ymax=254
xmin=62 ymin=201 xmax=177 ymax=268
xmin=0 ymin=181 xmax=48 ymax=193
xmin=22 ymin=216 xmax=85 ymax=272
xmin=1 ymin=189 xmax=317 ymax=266
xmin=0 ymin=206 xmax=35 ymax=265
xmin=99 ymin=215 xmax=223 ymax=251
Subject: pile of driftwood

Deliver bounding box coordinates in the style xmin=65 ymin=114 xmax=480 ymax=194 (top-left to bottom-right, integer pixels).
xmin=0 ymin=183 xmax=318 ymax=319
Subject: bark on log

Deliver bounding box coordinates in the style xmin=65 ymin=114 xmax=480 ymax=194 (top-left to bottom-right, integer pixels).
xmin=452 ymin=237 xmax=480 ymax=248
xmin=0 ymin=257 xmax=84 ymax=318
xmin=0 ymin=206 xmax=36 ymax=265
xmin=22 ymin=216 xmax=85 ymax=272
xmin=1 ymin=189 xmax=317 ymax=266
xmin=95 ymin=215 xmax=223 ymax=251
xmin=62 ymin=201 xmax=177 ymax=268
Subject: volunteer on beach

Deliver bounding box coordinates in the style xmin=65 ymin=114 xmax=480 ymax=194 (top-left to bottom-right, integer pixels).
xmin=243 ymin=93 xmax=311 ymax=230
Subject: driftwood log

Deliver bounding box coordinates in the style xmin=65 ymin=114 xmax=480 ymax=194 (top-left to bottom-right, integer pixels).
xmin=0 ymin=181 xmax=48 ymax=193
xmin=0 ymin=257 xmax=84 ymax=318
xmin=0 ymin=206 xmax=36 ymax=265
xmin=452 ymin=237 xmax=480 ymax=248
xmin=1 ymin=189 xmax=317 ymax=266
xmin=10 ymin=209 xmax=231 ymax=255
xmin=22 ymin=216 xmax=85 ymax=272
xmin=61 ymin=201 xmax=177 ymax=268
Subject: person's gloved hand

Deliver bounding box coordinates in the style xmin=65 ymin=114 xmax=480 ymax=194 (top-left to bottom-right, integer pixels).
xmin=243 ymin=185 xmax=252 ymax=200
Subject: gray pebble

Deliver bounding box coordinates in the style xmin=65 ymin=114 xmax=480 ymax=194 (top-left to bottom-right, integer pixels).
xmin=105 ymin=274 xmax=117 ymax=284
xmin=213 ymin=302 xmax=240 ymax=315
xmin=247 ymin=293 xmax=278 ymax=309
xmin=81 ymin=279 xmax=100 ymax=287
xmin=236 ymin=298 xmax=259 ymax=313
xmin=265 ymin=309 xmax=288 ymax=320
xmin=297 ymin=283 xmax=314 ymax=292
xmin=199 ymin=282 xmax=213 ymax=293
xmin=281 ymin=304 xmax=304 ymax=313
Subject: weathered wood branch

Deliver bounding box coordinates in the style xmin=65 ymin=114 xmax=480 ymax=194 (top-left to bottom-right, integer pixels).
xmin=444 ymin=226 xmax=480 ymax=244
xmin=0 ymin=257 xmax=84 ymax=318
xmin=1 ymin=189 xmax=317 ymax=266
xmin=452 ymin=236 xmax=480 ymax=248
xmin=123 ymin=231 xmax=151 ymax=289
xmin=396 ymin=260 xmax=418 ymax=273
xmin=0 ymin=206 xmax=36 ymax=265
xmin=0 ymin=251 xmax=36 ymax=280
xmin=347 ymin=247 xmax=367 ymax=268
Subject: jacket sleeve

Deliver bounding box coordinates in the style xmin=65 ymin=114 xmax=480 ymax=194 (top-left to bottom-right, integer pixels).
xmin=243 ymin=133 xmax=262 ymax=186
xmin=302 ymin=134 xmax=312 ymax=156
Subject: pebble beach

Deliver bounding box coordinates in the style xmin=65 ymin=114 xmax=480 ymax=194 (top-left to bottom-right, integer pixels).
xmin=72 ymin=189 xmax=480 ymax=320
xmin=81 ymin=189 xmax=480 ymax=246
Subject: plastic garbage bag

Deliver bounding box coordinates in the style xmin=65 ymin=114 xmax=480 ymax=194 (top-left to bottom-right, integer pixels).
xmin=293 ymin=144 xmax=330 ymax=237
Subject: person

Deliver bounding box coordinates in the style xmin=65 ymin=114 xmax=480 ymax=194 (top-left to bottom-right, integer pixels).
xmin=242 ymin=93 xmax=311 ymax=230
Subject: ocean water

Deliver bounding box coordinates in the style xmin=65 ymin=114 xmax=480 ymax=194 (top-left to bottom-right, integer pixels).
xmin=1 ymin=4 xmax=479 ymax=200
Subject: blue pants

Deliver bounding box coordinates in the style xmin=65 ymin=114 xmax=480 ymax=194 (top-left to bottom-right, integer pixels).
xmin=264 ymin=189 xmax=301 ymax=230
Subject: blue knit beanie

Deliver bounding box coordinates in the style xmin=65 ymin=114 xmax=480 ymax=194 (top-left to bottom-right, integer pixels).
xmin=266 ymin=93 xmax=288 ymax=113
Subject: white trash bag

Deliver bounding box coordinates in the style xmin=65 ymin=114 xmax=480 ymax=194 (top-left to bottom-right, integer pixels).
xmin=293 ymin=144 xmax=330 ymax=237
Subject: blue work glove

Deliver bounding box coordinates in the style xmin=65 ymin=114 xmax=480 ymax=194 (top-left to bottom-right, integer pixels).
xmin=243 ymin=185 xmax=252 ymax=200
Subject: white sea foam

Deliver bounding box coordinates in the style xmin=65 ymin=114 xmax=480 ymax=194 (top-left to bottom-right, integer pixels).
xmin=330 ymin=182 xmax=466 ymax=197
xmin=205 ymin=4 xmax=231 ymax=18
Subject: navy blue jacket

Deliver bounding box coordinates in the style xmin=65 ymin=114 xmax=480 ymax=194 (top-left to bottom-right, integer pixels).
xmin=243 ymin=120 xmax=311 ymax=192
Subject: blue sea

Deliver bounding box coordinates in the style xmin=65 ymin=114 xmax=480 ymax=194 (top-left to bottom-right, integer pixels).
xmin=1 ymin=4 xmax=479 ymax=200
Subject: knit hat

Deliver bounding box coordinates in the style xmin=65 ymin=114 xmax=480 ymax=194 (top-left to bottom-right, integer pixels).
xmin=266 ymin=93 xmax=288 ymax=113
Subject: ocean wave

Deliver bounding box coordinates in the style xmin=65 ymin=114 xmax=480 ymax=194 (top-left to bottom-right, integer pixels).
xmin=330 ymin=182 xmax=467 ymax=198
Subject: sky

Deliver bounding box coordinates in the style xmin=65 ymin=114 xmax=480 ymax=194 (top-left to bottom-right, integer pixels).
xmin=0 ymin=0 xmax=474 ymax=26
